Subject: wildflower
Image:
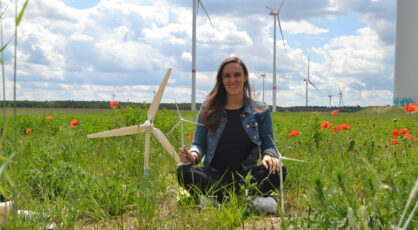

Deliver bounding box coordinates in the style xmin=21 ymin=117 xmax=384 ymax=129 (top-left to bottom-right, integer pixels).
xmin=390 ymin=139 xmax=398 ymax=145
xmin=331 ymin=110 xmax=339 ymax=116
xmin=415 ymin=138 xmax=418 ymax=142
xmin=405 ymin=103 xmax=417 ymax=112
xmin=403 ymin=133 xmax=413 ymax=140
xmin=287 ymin=146 xmax=292 ymax=149
xmin=46 ymin=116 xmax=52 ymax=120
xmin=70 ymin=119 xmax=78 ymax=127
xmin=333 ymin=126 xmax=339 ymax=133
xmin=341 ymin=124 xmax=350 ymax=130
xmin=392 ymin=129 xmax=400 ymax=138
xmin=26 ymin=129 xmax=31 ymax=135
xmin=110 ymin=101 xmax=120 ymax=108
xmin=400 ymin=128 xmax=409 ymax=134
xmin=187 ymin=134 xmax=194 ymax=140
xmin=98 ymin=126 xmax=101 ymax=129
xmin=289 ymin=130 xmax=299 ymax=137
xmin=321 ymin=121 xmax=330 ymax=130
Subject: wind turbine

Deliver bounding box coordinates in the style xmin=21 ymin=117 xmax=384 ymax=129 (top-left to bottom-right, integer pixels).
xmin=191 ymin=0 xmax=213 ymax=111
xmin=87 ymin=69 xmax=179 ymax=178
xmin=266 ymin=0 xmax=286 ymax=113
xmin=270 ymin=136 xmax=305 ymax=215
xmin=166 ymin=99 xmax=203 ymax=147
xmin=304 ymin=56 xmax=322 ymax=106
xmin=338 ymin=87 xmax=343 ymax=107
xmin=327 ymin=89 xmax=335 ymax=107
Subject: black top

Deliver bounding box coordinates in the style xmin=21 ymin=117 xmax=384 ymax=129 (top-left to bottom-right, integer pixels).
xmin=210 ymin=107 xmax=257 ymax=171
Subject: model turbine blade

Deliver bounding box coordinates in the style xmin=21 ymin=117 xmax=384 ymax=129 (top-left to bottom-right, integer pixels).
xmin=166 ymin=121 xmax=181 ymax=136
xmin=280 ymin=156 xmax=306 ymax=162
xmin=152 ymin=127 xmax=180 ymax=163
xmin=87 ymin=125 xmax=145 ymax=138
xmin=148 ymin=68 xmax=172 ymax=121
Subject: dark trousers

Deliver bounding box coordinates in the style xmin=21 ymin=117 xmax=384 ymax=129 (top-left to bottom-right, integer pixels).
xmin=177 ymin=164 xmax=286 ymax=202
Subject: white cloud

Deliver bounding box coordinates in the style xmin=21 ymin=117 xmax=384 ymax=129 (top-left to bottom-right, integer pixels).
xmin=283 ymin=20 xmax=329 ymax=35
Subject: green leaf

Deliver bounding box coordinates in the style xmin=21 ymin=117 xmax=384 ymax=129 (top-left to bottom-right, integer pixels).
xmin=15 ymin=0 xmax=29 ymax=27
xmin=0 ymin=37 xmax=13 ymax=53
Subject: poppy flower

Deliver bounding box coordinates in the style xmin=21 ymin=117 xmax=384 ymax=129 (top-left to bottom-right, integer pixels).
xmin=333 ymin=126 xmax=342 ymax=133
xmin=46 ymin=116 xmax=52 ymax=120
xmin=341 ymin=124 xmax=350 ymax=130
xmin=70 ymin=119 xmax=78 ymax=127
xmin=321 ymin=121 xmax=330 ymax=130
xmin=289 ymin=130 xmax=299 ymax=137
xmin=400 ymin=128 xmax=409 ymax=134
xmin=392 ymin=129 xmax=400 ymax=138
xmin=403 ymin=133 xmax=413 ymax=140
xmin=97 ymin=126 xmax=101 ymax=129
xmin=331 ymin=110 xmax=339 ymax=116
xmin=110 ymin=101 xmax=120 ymax=108
xmin=415 ymin=138 xmax=418 ymax=142
xmin=405 ymin=103 xmax=417 ymax=112
xmin=26 ymin=129 xmax=31 ymax=135
xmin=390 ymin=139 xmax=398 ymax=145
xmin=187 ymin=134 xmax=194 ymax=140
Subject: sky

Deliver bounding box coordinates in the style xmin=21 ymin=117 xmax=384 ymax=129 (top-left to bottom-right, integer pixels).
xmin=0 ymin=0 xmax=397 ymax=107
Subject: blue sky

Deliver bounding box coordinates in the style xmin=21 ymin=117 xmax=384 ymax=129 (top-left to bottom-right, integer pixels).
xmin=0 ymin=0 xmax=396 ymax=107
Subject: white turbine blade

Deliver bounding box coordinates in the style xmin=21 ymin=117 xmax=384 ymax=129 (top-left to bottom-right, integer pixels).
xmin=198 ymin=0 xmax=214 ymax=27
xmin=309 ymin=80 xmax=322 ymax=95
xmin=277 ymin=16 xmax=286 ymax=52
xmin=278 ymin=0 xmax=285 ymax=13
xmin=265 ymin=6 xmax=274 ymax=12
xmin=148 ymin=68 xmax=172 ymax=121
xmin=182 ymin=119 xmax=201 ymax=125
xmin=279 ymin=164 xmax=285 ymax=215
xmin=175 ymin=98 xmax=182 ymax=119
xmin=87 ymin=125 xmax=145 ymax=138
xmin=269 ymin=136 xmax=283 ymax=159
xmin=151 ymin=127 xmax=180 ymax=163
xmin=166 ymin=121 xmax=181 ymax=136
xmin=280 ymin=156 xmax=306 ymax=163
xmin=398 ymin=180 xmax=418 ymax=228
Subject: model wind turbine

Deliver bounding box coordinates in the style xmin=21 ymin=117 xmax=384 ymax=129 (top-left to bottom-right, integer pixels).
xmin=191 ymin=0 xmax=213 ymax=111
xmin=266 ymin=0 xmax=286 ymax=113
xmin=338 ymin=87 xmax=343 ymax=107
xmin=269 ymin=136 xmax=305 ymax=215
xmin=87 ymin=69 xmax=179 ymax=178
xmin=304 ymin=56 xmax=322 ymax=106
xmin=166 ymin=99 xmax=203 ymax=147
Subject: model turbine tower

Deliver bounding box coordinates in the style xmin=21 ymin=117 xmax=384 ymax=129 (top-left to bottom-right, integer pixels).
xmin=393 ymin=0 xmax=418 ymax=105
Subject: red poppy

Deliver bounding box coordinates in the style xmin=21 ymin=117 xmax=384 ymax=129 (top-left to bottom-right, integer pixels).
xmin=321 ymin=121 xmax=330 ymax=130
xmin=110 ymin=101 xmax=120 ymax=108
xmin=289 ymin=130 xmax=299 ymax=137
xmin=392 ymin=129 xmax=400 ymax=138
xmin=415 ymin=138 xmax=418 ymax=142
xmin=331 ymin=110 xmax=339 ymax=116
xmin=405 ymin=103 xmax=418 ymax=112
xmin=46 ymin=116 xmax=52 ymax=120
xmin=403 ymin=133 xmax=413 ymax=140
xmin=98 ymin=126 xmax=101 ymax=129
xmin=26 ymin=129 xmax=31 ymax=135
xmin=400 ymin=128 xmax=409 ymax=134
xmin=187 ymin=134 xmax=194 ymax=140
xmin=341 ymin=124 xmax=350 ymax=130
xmin=390 ymin=139 xmax=398 ymax=145
xmin=333 ymin=126 xmax=338 ymax=133
xmin=70 ymin=119 xmax=78 ymax=127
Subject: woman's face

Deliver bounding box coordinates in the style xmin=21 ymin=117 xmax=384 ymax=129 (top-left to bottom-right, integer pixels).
xmin=222 ymin=63 xmax=247 ymax=98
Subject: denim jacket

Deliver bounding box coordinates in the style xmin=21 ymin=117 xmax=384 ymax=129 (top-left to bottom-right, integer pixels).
xmin=189 ymin=96 xmax=277 ymax=170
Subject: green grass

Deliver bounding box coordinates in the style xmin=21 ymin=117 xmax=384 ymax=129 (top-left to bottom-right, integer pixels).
xmin=0 ymin=105 xmax=417 ymax=229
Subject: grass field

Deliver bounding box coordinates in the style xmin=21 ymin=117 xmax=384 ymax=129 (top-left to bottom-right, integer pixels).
xmin=0 ymin=105 xmax=417 ymax=229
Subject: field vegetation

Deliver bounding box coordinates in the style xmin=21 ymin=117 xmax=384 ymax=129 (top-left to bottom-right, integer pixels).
xmin=0 ymin=105 xmax=417 ymax=229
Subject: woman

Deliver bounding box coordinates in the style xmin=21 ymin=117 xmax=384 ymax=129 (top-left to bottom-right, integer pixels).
xmin=177 ymin=57 xmax=286 ymax=203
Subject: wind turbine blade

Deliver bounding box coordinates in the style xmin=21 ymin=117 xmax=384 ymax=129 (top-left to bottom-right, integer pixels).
xmin=175 ymin=98 xmax=182 ymax=119
xmin=280 ymin=156 xmax=306 ymax=163
xmin=151 ymin=127 xmax=180 ymax=163
xmin=269 ymin=136 xmax=283 ymax=159
xmin=309 ymin=80 xmax=322 ymax=95
xmin=277 ymin=16 xmax=286 ymax=52
xmin=87 ymin=125 xmax=145 ymax=138
xmin=265 ymin=6 xmax=274 ymax=11
xmin=166 ymin=121 xmax=181 ymax=136
xmin=278 ymin=0 xmax=285 ymax=13
xmin=144 ymin=131 xmax=151 ymax=177
xmin=198 ymin=0 xmax=214 ymax=27
xmin=148 ymin=68 xmax=172 ymax=121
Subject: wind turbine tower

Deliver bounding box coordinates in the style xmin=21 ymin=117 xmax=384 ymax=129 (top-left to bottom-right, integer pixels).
xmin=393 ymin=0 xmax=418 ymax=105
xmin=304 ymin=56 xmax=321 ymax=106
xmin=266 ymin=0 xmax=286 ymax=112
xmin=191 ymin=0 xmax=213 ymax=110
xmin=338 ymin=88 xmax=343 ymax=107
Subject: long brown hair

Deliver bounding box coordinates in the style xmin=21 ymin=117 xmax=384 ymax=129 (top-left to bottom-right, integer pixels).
xmin=201 ymin=57 xmax=254 ymax=132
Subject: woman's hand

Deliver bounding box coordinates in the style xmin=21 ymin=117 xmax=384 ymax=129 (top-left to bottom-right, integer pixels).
xmin=262 ymin=154 xmax=282 ymax=174
xmin=178 ymin=145 xmax=198 ymax=164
